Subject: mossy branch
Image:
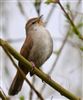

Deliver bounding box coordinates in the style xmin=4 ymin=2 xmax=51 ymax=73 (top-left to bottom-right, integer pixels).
xmin=0 ymin=39 xmax=80 ymax=100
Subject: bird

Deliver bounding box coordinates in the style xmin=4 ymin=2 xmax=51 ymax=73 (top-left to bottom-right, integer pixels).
xmin=8 ymin=16 xmax=53 ymax=95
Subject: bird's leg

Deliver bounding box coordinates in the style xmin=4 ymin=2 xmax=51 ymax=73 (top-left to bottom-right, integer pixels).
xmin=30 ymin=62 xmax=51 ymax=80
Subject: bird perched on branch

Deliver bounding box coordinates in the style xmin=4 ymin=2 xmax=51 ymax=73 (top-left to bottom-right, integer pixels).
xmin=8 ymin=16 xmax=53 ymax=95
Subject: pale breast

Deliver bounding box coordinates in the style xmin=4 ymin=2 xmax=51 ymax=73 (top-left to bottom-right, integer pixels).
xmin=28 ymin=25 xmax=53 ymax=67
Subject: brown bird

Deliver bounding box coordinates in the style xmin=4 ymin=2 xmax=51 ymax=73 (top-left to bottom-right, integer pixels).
xmin=8 ymin=16 xmax=53 ymax=95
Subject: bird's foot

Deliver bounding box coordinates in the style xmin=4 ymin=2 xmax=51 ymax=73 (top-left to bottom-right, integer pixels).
xmin=30 ymin=61 xmax=35 ymax=76
xmin=30 ymin=61 xmax=35 ymax=68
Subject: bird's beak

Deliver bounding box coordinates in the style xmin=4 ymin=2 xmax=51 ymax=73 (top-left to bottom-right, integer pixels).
xmin=37 ymin=15 xmax=44 ymax=25
xmin=38 ymin=15 xmax=43 ymax=20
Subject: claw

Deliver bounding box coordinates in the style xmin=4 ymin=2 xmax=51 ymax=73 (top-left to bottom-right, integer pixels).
xmin=30 ymin=61 xmax=35 ymax=68
xmin=30 ymin=61 xmax=35 ymax=76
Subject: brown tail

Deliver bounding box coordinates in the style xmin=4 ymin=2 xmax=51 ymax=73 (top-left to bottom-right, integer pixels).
xmin=8 ymin=72 xmax=24 ymax=95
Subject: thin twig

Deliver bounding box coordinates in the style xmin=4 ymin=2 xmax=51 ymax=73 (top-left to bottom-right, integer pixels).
xmin=58 ymin=1 xmax=83 ymax=40
xmin=45 ymin=4 xmax=55 ymax=26
xmin=34 ymin=0 xmax=41 ymax=16
xmin=29 ymin=76 xmax=35 ymax=100
xmin=29 ymin=88 xmax=33 ymax=100
xmin=2 ymin=46 xmax=44 ymax=100
xmin=17 ymin=1 xmax=28 ymax=18
xmin=0 ymin=87 xmax=9 ymax=100
xmin=53 ymin=37 xmax=82 ymax=50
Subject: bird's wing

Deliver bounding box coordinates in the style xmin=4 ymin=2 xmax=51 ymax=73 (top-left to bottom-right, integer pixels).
xmin=18 ymin=35 xmax=33 ymax=70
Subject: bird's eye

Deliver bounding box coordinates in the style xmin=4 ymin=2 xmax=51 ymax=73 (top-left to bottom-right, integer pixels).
xmin=32 ymin=21 xmax=36 ymax=24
